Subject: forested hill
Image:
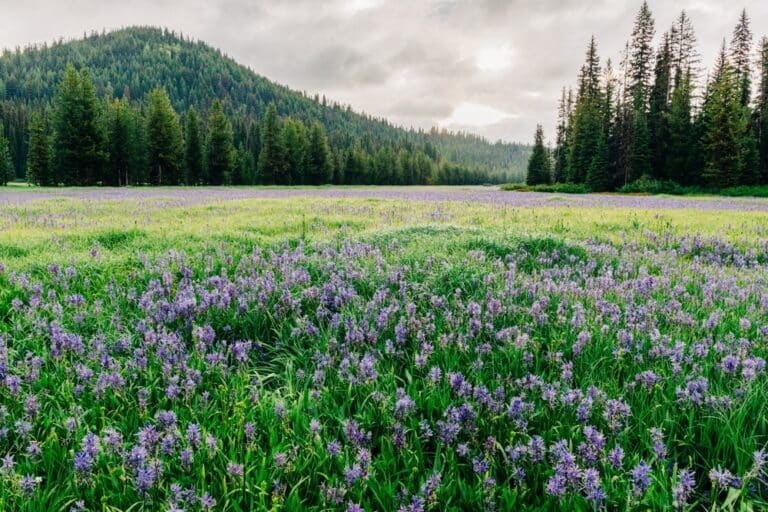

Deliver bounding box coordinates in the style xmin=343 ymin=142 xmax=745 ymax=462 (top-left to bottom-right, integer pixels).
xmin=0 ymin=26 xmax=529 ymax=183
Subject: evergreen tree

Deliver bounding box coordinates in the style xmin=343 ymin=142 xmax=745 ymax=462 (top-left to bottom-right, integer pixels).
xmin=0 ymin=125 xmax=12 ymax=186
xmin=53 ymin=64 xmax=107 ymax=185
xmin=629 ymin=88 xmax=652 ymax=181
xmin=257 ymin=103 xmax=283 ymax=185
xmin=730 ymin=9 xmax=753 ymax=107
xmin=306 ymin=121 xmax=332 ymax=185
xmin=628 ymin=1 xmax=656 ymax=102
xmin=568 ymin=37 xmax=602 ymax=183
xmin=648 ymin=35 xmax=672 ymax=178
xmin=205 ymin=100 xmax=235 ymax=185
xmin=701 ymin=43 xmax=742 ymax=189
xmin=526 ymin=124 xmax=551 ymax=185
xmin=759 ymin=37 xmax=768 ymax=183
xmin=586 ymin=131 xmax=610 ymax=191
xmin=184 ymin=107 xmax=204 ymax=185
xmin=669 ymin=10 xmax=700 ymax=86
xmin=26 ymin=111 xmax=52 ymax=186
xmin=665 ymin=69 xmax=694 ymax=184
xmin=146 ymin=86 xmax=183 ymax=185
xmin=281 ymin=118 xmax=308 ymax=185
xmin=552 ymin=88 xmax=569 ymax=183
xmin=107 ymin=98 xmax=131 ymax=186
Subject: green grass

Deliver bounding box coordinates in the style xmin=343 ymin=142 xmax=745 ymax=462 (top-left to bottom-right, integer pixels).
xmin=0 ymin=189 xmax=767 ymax=511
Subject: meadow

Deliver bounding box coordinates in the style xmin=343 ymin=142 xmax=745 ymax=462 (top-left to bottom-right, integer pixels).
xmin=1 ymin=186 xmax=768 ymax=511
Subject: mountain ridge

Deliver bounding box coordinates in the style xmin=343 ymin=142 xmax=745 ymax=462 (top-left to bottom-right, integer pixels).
xmin=0 ymin=26 xmax=530 ymax=182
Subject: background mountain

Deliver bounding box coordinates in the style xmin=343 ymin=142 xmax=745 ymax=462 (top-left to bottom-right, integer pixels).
xmin=0 ymin=26 xmax=530 ymax=184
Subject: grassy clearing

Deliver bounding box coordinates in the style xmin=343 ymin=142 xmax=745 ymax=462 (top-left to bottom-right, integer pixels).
xmin=0 ymin=190 xmax=767 ymax=511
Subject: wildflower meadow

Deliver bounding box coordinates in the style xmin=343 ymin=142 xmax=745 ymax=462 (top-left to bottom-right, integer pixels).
xmin=1 ymin=187 xmax=768 ymax=511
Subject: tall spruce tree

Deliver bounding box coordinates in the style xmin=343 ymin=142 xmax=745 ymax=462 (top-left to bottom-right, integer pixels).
xmin=759 ymin=37 xmax=768 ymax=183
xmin=701 ymin=43 xmax=743 ymax=189
xmin=552 ymin=88 xmax=569 ymax=183
xmin=281 ymin=118 xmax=308 ymax=185
xmin=257 ymin=103 xmax=283 ymax=185
xmin=146 ymin=87 xmax=183 ymax=185
xmin=626 ymin=2 xmax=655 ymax=181
xmin=526 ymin=124 xmax=551 ymax=185
xmin=669 ymin=10 xmax=700 ymax=86
xmin=184 ymin=107 xmax=204 ymax=185
xmin=0 ymin=125 xmax=12 ymax=186
xmin=568 ymin=37 xmax=602 ymax=184
xmin=53 ymin=64 xmax=107 ymax=185
xmin=107 ymin=98 xmax=131 ymax=186
xmin=205 ymin=100 xmax=235 ymax=185
xmin=628 ymin=1 xmax=656 ymax=102
xmin=665 ymin=69 xmax=694 ymax=184
xmin=26 ymin=112 xmax=52 ymax=186
xmin=730 ymin=9 xmax=753 ymax=107
xmin=306 ymin=121 xmax=332 ymax=185
xmin=648 ymin=35 xmax=672 ymax=178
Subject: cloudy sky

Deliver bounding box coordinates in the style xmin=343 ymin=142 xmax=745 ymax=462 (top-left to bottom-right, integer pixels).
xmin=2 ymin=1 xmax=767 ymax=143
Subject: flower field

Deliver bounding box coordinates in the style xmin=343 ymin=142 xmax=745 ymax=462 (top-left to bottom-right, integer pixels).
xmin=1 ymin=187 xmax=768 ymax=511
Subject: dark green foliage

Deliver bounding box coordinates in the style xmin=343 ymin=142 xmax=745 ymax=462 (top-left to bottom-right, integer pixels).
xmin=280 ymin=118 xmax=307 ymax=185
xmin=586 ymin=131 xmax=610 ymax=191
xmin=552 ymin=88 xmax=569 ymax=183
xmin=257 ymin=104 xmax=283 ymax=185
xmin=106 ymin=98 xmax=131 ymax=186
xmin=665 ymin=70 xmax=694 ymax=184
xmin=701 ymin=45 xmax=743 ymax=189
xmin=205 ymin=100 xmax=235 ymax=185
xmin=545 ymin=5 xmax=766 ymax=194
xmin=0 ymin=27 xmax=530 ymax=184
xmin=305 ymin=121 xmax=332 ymax=185
xmin=526 ymin=124 xmax=550 ymax=185
xmin=0 ymin=125 xmax=11 ymax=185
xmin=184 ymin=107 xmax=204 ymax=185
xmin=648 ymin=36 xmax=671 ymax=179
xmin=26 ymin=111 xmax=52 ymax=186
xmin=759 ymin=38 xmax=768 ymax=183
xmin=53 ymin=64 xmax=107 ymax=185
xmin=146 ymin=87 xmax=183 ymax=185
xmin=567 ymin=38 xmax=603 ymax=184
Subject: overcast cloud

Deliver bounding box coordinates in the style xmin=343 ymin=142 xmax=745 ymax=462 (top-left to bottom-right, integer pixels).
xmin=2 ymin=0 xmax=767 ymax=143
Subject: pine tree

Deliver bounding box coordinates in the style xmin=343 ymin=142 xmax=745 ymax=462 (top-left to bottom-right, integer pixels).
xmin=586 ymin=131 xmax=610 ymax=191
xmin=306 ymin=121 xmax=332 ymax=185
xmin=630 ymin=88 xmax=652 ymax=181
xmin=526 ymin=124 xmax=551 ymax=185
xmin=665 ymin=69 xmax=694 ymax=184
xmin=759 ymin=37 xmax=768 ymax=183
xmin=281 ymin=118 xmax=308 ymax=185
xmin=257 ymin=103 xmax=283 ymax=185
xmin=669 ymin=10 xmax=700 ymax=86
xmin=628 ymin=1 xmax=656 ymax=102
xmin=107 ymin=98 xmax=131 ymax=186
xmin=53 ymin=64 xmax=107 ymax=185
xmin=146 ymin=86 xmax=183 ymax=185
xmin=26 ymin=112 xmax=52 ymax=186
xmin=568 ymin=37 xmax=603 ymax=183
xmin=184 ymin=107 xmax=204 ymax=185
xmin=205 ymin=99 xmax=235 ymax=185
xmin=587 ymin=60 xmax=614 ymax=192
xmin=701 ymin=43 xmax=742 ymax=189
xmin=648 ymin=35 xmax=672 ymax=178
xmin=552 ymin=88 xmax=569 ymax=183
xmin=0 ymin=125 xmax=12 ymax=186
xmin=730 ymin=9 xmax=753 ymax=107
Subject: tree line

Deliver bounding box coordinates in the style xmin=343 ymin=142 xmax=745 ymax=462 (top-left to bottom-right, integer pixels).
xmin=0 ymin=26 xmax=530 ymax=186
xmin=1 ymin=63 xmax=477 ymax=187
xmin=527 ymin=3 xmax=768 ymax=191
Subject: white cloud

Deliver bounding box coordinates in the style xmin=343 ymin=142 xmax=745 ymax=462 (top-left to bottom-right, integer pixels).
xmin=440 ymin=102 xmax=514 ymax=128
